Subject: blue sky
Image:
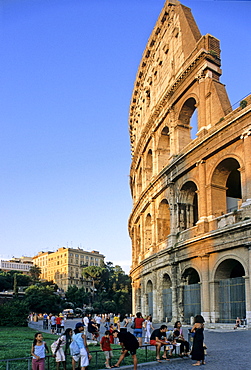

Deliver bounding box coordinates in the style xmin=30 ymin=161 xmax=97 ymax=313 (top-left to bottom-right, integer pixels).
xmin=0 ymin=0 xmax=250 ymax=273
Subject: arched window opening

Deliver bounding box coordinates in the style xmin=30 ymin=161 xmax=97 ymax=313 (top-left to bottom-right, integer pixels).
xmin=137 ymin=168 xmax=142 ymax=197
xmin=146 ymin=149 xmax=153 ymax=183
xmin=179 ymin=181 xmax=198 ymax=230
xmin=215 ymin=259 xmax=246 ymax=323
xmin=178 ymin=98 xmax=197 ymax=144
xmin=157 ymin=126 xmax=170 ymax=171
xmin=146 ymin=280 xmax=153 ymax=316
xmin=226 ymin=168 xmax=242 ymax=213
xmin=211 ymin=158 xmax=242 ymax=216
xmin=162 ymin=274 xmax=172 ymax=322
xmin=182 ymin=268 xmax=201 ymax=323
xmin=157 ymin=199 xmax=170 ymax=242
xmin=145 ymin=214 xmax=152 ymax=251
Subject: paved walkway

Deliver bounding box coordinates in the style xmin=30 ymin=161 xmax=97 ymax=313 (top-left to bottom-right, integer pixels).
xmin=29 ymin=319 xmax=251 ymax=370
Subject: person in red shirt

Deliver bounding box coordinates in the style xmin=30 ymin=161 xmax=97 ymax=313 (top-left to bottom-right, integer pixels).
xmin=56 ymin=316 xmax=62 ymax=335
xmin=109 ymin=324 xmax=114 ymax=344
xmin=100 ymin=331 xmax=113 ymax=369
xmin=133 ymin=312 xmax=145 ymax=347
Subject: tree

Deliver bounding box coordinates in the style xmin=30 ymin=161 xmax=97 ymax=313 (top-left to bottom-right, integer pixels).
xmin=24 ymin=285 xmax=61 ymax=313
xmin=82 ymin=266 xmax=106 ymax=298
xmin=65 ymin=285 xmax=89 ymax=308
xmin=29 ymin=265 xmax=41 ymax=283
xmin=0 ymin=299 xmax=29 ymax=326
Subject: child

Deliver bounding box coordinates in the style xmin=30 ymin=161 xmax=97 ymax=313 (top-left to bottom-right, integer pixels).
xmin=51 ymin=328 xmax=73 ymax=370
xmin=100 ymin=330 xmax=113 ymax=369
xmin=31 ymin=332 xmax=49 ymax=370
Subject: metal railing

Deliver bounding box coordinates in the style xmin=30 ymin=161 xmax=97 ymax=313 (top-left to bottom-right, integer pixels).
xmin=0 ymin=344 xmax=157 ymax=370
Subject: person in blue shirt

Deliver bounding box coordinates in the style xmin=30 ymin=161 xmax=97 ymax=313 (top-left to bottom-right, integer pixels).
xmin=72 ymin=322 xmax=92 ymax=370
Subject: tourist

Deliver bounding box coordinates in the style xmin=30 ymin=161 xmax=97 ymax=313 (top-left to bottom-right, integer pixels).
xmin=143 ymin=315 xmax=154 ymax=344
xmin=150 ymin=324 xmax=169 ymax=362
xmin=31 ymin=332 xmax=49 ymax=370
xmin=112 ymin=330 xmax=138 ymax=369
xmin=72 ymin=322 xmax=92 ymax=370
xmin=191 ymin=314 xmax=205 ymax=366
xmin=51 ymin=328 xmax=73 ymax=370
xmin=133 ymin=312 xmax=145 ymax=347
xmin=100 ymin=330 xmax=113 ymax=368
xmin=173 ymin=321 xmax=190 ymax=356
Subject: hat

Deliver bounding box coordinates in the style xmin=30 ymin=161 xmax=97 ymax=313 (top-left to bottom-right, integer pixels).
xmin=75 ymin=322 xmax=84 ymax=329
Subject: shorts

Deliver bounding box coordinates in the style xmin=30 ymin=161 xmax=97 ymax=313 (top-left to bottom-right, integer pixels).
xmin=72 ymin=349 xmax=89 ymax=367
xmin=134 ymin=328 xmax=143 ymax=338
xmin=55 ymin=348 xmax=65 ymax=362
xmin=104 ymin=350 xmax=113 ymax=359
xmin=79 ymin=347 xmax=89 ymax=367
xmin=126 ymin=349 xmax=137 ymax=356
xmin=150 ymin=340 xmax=157 ymax=345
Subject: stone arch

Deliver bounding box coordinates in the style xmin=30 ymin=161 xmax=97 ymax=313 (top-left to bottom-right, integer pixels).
xmin=178 ymin=181 xmax=198 ymax=230
xmin=137 ymin=167 xmax=143 ymax=197
xmin=157 ymin=199 xmax=170 ymax=243
xmin=145 ymin=149 xmax=153 ymax=183
xmin=162 ymin=273 xmax=172 ymax=321
xmin=145 ymin=213 xmax=152 ymax=252
xmin=182 ymin=267 xmax=201 ymax=323
xmin=156 ymin=126 xmax=170 ymax=171
xmin=211 ymin=158 xmax=242 ymax=216
xmin=177 ymin=97 xmax=198 ymax=148
xmin=214 ymin=258 xmax=246 ymax=323
xmin=146 ymin=279 xmax=153 ymax=316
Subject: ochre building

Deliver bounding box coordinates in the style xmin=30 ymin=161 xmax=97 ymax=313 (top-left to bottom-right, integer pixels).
xmin=128 ymin=0 xmax=251 ymax=324
xmin=33 ymin=247 xmax=105 ymax=292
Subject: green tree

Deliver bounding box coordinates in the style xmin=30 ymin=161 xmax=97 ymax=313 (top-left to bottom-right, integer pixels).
xmin=0 ymin=299 xmax=29 ymax=326
xmin=65 ymin=285 xmax=89 ymax=308
xmin=25 ymin=285 xmax=61 ymax=313
xmin=29 ymin=265 xmax=41 ymax=283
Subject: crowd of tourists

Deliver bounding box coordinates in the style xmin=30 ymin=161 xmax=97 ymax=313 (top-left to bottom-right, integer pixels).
xmin=31 ymin=312 xmax=206 ymax=370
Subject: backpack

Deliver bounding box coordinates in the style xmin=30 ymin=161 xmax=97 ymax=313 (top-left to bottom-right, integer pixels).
xmin=51 ymin=336 xmax=63 ymax=354
xmin=70 ymin=340 xmax=80 ymax=356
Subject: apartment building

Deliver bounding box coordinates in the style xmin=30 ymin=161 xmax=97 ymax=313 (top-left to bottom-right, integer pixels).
xmin=33 ymin=247 xmax=105 ymax=292
xmin=0 ymin=256 xmax=33 ymax=274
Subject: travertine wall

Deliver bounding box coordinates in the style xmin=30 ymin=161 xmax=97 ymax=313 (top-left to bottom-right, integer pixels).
xmin=129 ymin=0 xmax=251 ymax=324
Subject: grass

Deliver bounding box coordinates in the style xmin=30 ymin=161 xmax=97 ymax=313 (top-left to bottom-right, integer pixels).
xmin=0 ymin=326 xmax=159 ymax=369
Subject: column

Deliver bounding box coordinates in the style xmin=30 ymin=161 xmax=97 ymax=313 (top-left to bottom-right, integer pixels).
xmin=200 ymin=255 xmax=210 ymax=323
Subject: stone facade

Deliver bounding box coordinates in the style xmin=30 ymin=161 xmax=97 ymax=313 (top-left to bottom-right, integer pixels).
xmin=128 ymin=0 xmax=251 ymax=324
xmin=33 ymin=247 xmax=105 ymax=292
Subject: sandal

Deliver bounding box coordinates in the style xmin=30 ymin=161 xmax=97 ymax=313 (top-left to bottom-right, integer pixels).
xmin=156 ymin=358 xmax=162 ymax=363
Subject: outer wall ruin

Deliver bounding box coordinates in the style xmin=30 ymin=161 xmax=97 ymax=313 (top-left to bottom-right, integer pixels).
xmin=128 ymin=0 xmax=251 ymax=324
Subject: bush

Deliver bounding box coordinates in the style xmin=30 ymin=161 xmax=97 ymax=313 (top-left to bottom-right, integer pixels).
xmin=0 ymin=299 xmax=29 ymax=326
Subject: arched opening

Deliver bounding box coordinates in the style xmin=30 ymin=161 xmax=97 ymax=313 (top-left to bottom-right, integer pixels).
xmin=179 ymin=181 xmax=198 ymax=230
xmin=146 ymin=280 xmax=153 ymax=316
xmin=136 ymin=286 xmax=142 ymax=313
xmin=146 ymin=149 xmax=153 ymax=183
xmin=162 ymin=273 xmax=172 ymax=322
xmin=211 ymin=158 xmax=242 ymax=216
xmin=137 ymin=168 xmax=142 ymax=197
xmin=215 ymin=259 xmax=246 ymax=323
xmin=178 ymin=97 xmax=198 ymax=148
xmin=145 ymin=214 xmax=152 ymax=252
xmin=182 ymin=268 xmax=201 ymax=323
xmin=157 ymin=199 xmax=170 ymax=243
xmin=157 ymin=126 xmax=170 ymax=171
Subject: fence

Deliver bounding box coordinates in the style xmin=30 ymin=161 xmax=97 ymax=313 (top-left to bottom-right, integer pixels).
xmin=0 ymin=344 xmax=158 ymax=370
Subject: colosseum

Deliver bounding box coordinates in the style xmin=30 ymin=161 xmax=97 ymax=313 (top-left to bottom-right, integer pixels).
xmin=128 ymin=0 xmax=251 ymax=324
